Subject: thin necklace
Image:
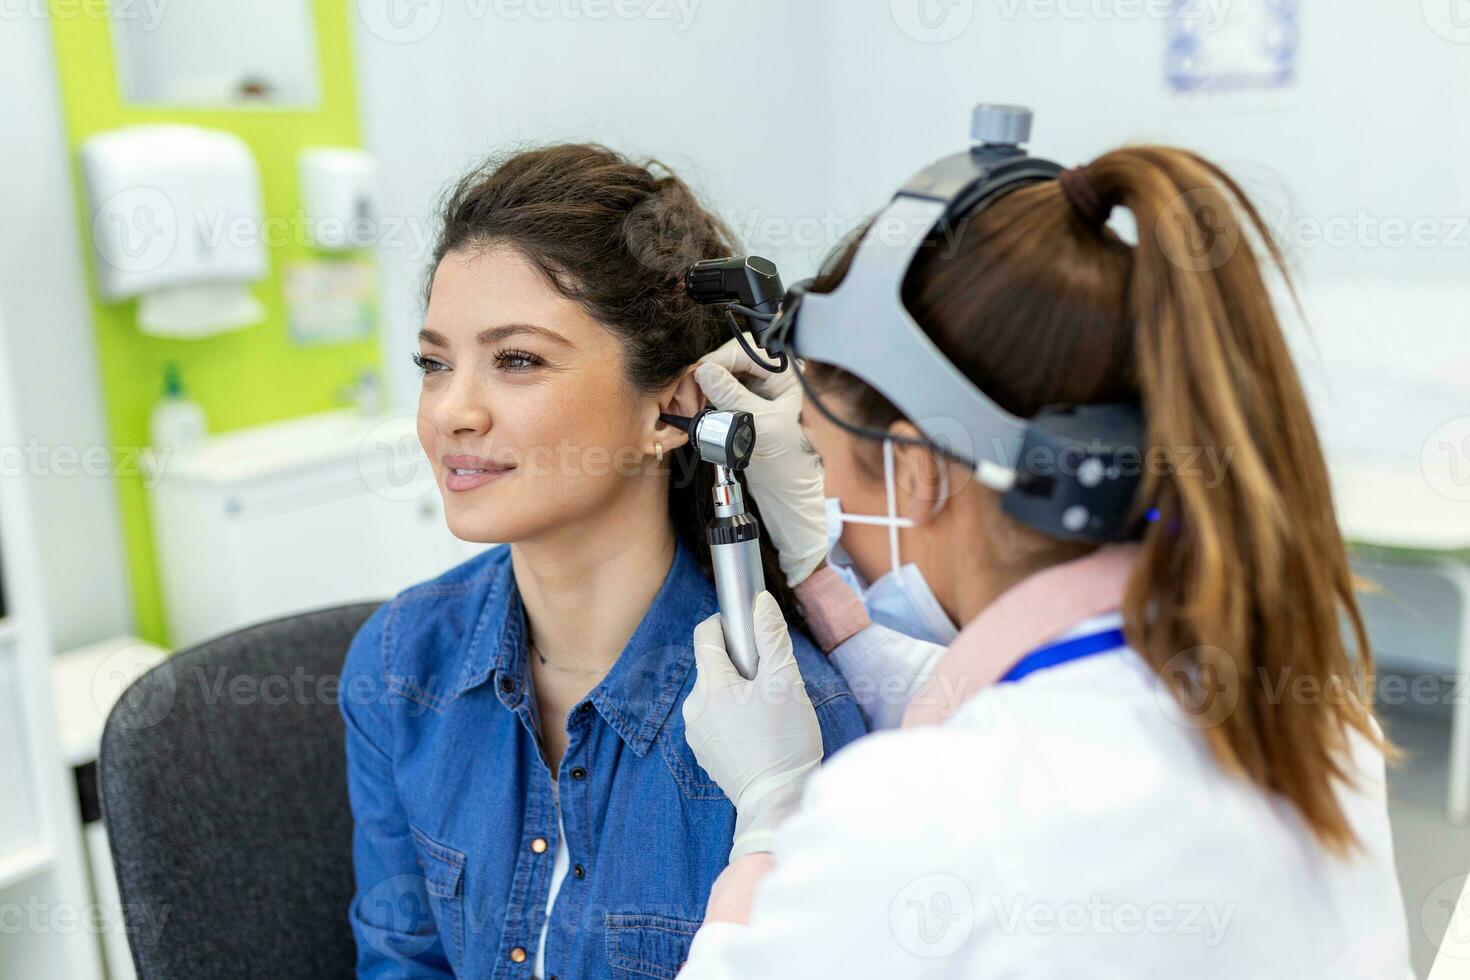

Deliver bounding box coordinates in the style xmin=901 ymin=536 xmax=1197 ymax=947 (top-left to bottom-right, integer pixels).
xmin=530 ymin=638 xmax=608 ymax=677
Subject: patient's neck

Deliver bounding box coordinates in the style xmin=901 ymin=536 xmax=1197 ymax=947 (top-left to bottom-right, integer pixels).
xmin=510 ymin=479 xmax=677 ymax=679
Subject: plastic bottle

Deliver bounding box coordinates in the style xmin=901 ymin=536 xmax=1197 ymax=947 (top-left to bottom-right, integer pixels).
xmin=148 ymin=362 xmax=208 ymax=451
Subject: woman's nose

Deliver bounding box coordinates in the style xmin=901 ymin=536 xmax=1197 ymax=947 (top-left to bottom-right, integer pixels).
xmin=430 ymin=373 xmax=492 ymax=437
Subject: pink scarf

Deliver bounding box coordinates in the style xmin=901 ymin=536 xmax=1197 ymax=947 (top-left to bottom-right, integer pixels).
xmin=901 ymin=544 xmax=1141 ymax=729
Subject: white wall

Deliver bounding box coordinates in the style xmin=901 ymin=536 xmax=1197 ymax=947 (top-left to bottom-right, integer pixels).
xmin=803 ymin=0 xmax=1470 ymax=457
xmin=352 ymin=0 xmax=835 ymax=412
xmin=356 ymin=0 xmax=1470 ymax=455
xmin=0 ymin=10 xmax=134 ymax=651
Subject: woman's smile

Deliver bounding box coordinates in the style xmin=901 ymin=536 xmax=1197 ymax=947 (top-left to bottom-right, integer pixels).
xmin=442 ymin=453 xmax=517 ymax=492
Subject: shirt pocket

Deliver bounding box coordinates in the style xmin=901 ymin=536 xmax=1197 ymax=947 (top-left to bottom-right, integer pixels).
xmin=408 ymin=824 xmax=466 ymax=965
xmin=604 ymin=912 xmax=701 ymax=980
xmin=659 ymin=722 xmax=729 ymax=802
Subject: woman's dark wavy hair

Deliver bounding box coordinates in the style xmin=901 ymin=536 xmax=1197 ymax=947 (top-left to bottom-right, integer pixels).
xmin=425 ymin=143 xmax=804 ymax=628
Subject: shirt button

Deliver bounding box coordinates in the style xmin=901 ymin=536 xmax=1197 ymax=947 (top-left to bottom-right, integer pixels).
xmin=531 ymin=837 xmax=548 ymax=854
xmin=570 ymin=767 xmax=587 ymax=781
xmin=510 ymin=947 xmax=527 ymax=963
xmin=500 ymin=676 xmax=515 ymax=694
xmin=573 ymin=864 xmax=586 ymax=879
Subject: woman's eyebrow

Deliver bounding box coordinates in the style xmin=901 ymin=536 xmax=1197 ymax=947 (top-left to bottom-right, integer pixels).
xmin=417 ymin=323 xmax=573 ymax=348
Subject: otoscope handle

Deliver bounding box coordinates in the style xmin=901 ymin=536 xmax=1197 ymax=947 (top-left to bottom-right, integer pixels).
xmin=710 ymin=532 xmax=764 ymax=680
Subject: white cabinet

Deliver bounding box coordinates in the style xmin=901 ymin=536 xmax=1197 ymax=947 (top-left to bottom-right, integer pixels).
xmin=0 ymin=298 xmax=105 ymax=980
xmin=149 ymin=409 xmax=489 ymax=649
xmin=0 ymin=626 xmax=44 ymax=879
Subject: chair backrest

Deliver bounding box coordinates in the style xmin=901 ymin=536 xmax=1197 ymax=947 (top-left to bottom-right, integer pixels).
xmin=99 ymin=601 xmax=381 ymax=980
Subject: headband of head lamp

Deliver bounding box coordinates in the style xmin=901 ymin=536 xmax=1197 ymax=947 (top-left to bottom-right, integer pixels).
xmin=753 ymin=103 xmax=1147 ymax=544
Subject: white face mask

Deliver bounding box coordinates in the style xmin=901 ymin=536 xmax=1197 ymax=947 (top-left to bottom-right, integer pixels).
xmin=823 ymin=439 xmax=958 ymax=646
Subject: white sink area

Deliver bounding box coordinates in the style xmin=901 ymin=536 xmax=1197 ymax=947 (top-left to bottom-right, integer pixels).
xmin=147 ymin=409 xmax=490 ymax=649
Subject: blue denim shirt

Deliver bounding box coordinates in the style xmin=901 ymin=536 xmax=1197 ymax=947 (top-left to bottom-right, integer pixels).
xmin=341 ymin=534 xmax=867 ymax=979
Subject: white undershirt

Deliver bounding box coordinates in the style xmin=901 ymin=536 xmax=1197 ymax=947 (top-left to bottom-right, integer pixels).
xmin=533 ymin=784 xmax=570 ymax=979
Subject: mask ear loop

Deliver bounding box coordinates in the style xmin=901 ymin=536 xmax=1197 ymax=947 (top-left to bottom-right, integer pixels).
xmin=884 ymin=438 xmax=904 ymax=576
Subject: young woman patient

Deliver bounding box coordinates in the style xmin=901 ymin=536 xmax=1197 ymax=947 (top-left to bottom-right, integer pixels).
xmin=339 ymin=145 xmax=867 ymax=979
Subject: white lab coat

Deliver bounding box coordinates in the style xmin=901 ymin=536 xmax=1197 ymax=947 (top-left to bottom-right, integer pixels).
xmin=827 ymin=619 xmax=945 ymax=731
xmin=683 ymin=613 xmax=1411 ymax=978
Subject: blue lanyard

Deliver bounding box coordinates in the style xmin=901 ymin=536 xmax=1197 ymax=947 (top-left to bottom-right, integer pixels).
xmin=998 ymin=628 xmax=1127 ymax=684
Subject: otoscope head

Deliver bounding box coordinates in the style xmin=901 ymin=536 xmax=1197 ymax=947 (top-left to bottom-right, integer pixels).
xmin=685 ymin=256 xmax=783 ymax=316
xmin=660 ymin=408 xmax=756 ymax=471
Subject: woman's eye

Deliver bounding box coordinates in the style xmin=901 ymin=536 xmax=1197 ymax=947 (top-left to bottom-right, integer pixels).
xmin=411 ymin=352 xmax=447 ymax=376
xmin=495 ymin=349 xmax=542 ymax=372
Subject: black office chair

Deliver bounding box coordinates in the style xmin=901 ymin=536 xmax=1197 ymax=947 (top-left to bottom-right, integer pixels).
xmin=99 ymin=602 xmax=381 ymax=980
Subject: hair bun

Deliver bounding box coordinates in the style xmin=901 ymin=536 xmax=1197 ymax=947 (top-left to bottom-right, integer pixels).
xmin=623 ymin=174 xmax=718 ymax=276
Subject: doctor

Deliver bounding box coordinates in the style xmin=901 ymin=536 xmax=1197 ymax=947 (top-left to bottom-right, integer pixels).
xmin=677 ymin=107 xmax=1410 ymax=976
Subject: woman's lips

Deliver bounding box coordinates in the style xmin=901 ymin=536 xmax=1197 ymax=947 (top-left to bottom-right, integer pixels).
xmin=445 ymin=467 xmax=512 ymax=492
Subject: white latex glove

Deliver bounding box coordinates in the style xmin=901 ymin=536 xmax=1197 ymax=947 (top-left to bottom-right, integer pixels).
xmin=684 ymin=591 xmax=823 ymax=861
xmin=695 ymin=337 xmax=828 ymax=588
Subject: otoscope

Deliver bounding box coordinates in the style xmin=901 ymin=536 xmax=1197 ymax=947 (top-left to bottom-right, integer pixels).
xmin=659 ymin=408 xmax=764 ymax=680
xmin=656 ymin=256 xmax=790 ymax=680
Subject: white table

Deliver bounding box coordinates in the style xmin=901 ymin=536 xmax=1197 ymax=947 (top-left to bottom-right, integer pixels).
xmin=1332 ymin=456 xmax=1470 ymax=821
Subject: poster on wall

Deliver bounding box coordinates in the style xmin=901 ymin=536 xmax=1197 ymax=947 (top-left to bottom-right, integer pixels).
xmin=1166 ymin=0 xmax=1299 ymax=94
xmin=283 ymin=259 xmax=376 ymax=346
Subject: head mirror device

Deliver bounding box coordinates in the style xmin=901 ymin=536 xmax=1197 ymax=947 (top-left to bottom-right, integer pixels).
xmin=660 ymin=409 xmax=764 ymax=679
xmin=690 ymin=103 xmax=1149 ymax=545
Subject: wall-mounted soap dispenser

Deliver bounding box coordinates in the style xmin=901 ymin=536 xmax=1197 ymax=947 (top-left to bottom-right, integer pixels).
xmin=299 ymin=148 xmax=378 ymax=250
xmin=81 ymin=125 xmax=267 ymax=339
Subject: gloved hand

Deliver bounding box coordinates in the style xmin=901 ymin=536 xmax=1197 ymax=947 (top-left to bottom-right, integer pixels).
xmin=695 ymin=337 xmax=828 ymax=588
xmin=684 ymin=591 xmax=823 ymax=861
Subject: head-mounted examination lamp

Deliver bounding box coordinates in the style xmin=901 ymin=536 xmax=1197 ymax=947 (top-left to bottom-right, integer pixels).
xmin=687 ymin=102 xmax=1148 ymax=545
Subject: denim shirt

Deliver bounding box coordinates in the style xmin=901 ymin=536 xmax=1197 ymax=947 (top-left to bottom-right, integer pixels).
xmin=341 ymin=534 xmax=868 ymax=979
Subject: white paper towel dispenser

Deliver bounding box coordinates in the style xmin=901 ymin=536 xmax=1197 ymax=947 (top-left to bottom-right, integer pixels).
xmin=81 ymin=125 xmax=267 ymax=338
xmin=299 ymin=147 xmax=378 ymax=250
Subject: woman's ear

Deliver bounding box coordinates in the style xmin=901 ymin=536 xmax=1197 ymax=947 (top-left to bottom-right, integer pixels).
xmin=649 ymin=366 xmax=704 ymax=452
xmin=887 ymin=420 xmax=949 ymax=526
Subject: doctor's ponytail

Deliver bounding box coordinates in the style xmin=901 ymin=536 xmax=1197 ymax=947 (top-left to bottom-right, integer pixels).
xmin=811 ymin=146 xmax=1383 ymax=855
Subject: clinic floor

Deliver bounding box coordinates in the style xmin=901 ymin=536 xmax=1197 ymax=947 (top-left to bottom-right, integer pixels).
xmin=1381 ymin=678 xmax=1470 ymax=978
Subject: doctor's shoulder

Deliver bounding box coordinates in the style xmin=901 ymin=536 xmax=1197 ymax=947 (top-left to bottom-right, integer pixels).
xmin=339 ymin=544 xmax=514 ymax=715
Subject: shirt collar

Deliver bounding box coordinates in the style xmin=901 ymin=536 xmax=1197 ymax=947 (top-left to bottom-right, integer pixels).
xmin=455 ymin=535 xmax=717 ymax=757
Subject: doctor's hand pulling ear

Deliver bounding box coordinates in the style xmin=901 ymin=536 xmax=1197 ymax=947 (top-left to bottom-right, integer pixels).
xmin=676 ymin=106 xmax=1409 ymax=977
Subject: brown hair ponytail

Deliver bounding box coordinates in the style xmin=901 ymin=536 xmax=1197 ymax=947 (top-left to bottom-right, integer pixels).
xmin=809 ymin=145 xmax=1383 ymax=854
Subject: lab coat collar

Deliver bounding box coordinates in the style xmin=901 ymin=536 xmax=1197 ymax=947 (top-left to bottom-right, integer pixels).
xmin=901 ymin=544 xmax=1140 ymax=728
